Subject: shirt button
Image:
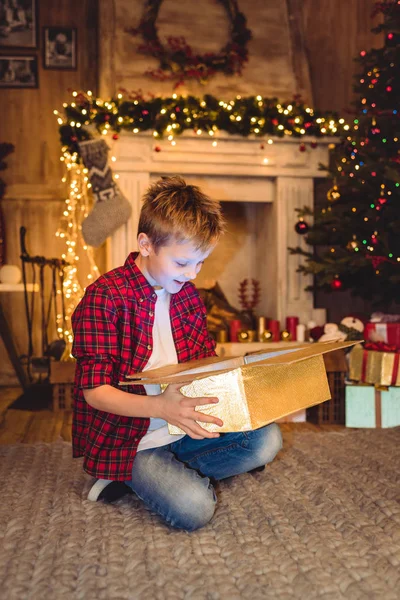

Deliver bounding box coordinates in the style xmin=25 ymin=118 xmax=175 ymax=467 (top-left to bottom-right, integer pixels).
xmin=149 ymin=311 xmax=154 ymax=317
xmin=139 ymin=298 xmax=144 ymax=303
xmin=152 ymin=293 xmax=157 ymax=298
xmin=147 ymin=344 xmax=152 ymax=350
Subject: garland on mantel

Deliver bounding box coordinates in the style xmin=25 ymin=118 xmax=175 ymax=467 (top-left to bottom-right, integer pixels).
xmin=57 ymin=91 xmax=347 ymax=156
xmin=126 ymin=0 xmax=252 ymax=86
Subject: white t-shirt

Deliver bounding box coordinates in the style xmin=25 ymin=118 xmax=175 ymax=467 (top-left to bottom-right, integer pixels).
xmin=136 ymin=288 xmax=185 ymax=451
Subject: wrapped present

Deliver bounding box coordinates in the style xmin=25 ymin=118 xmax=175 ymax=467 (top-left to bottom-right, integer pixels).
xmin=345 ymin=384 xmax=400 ymax=428
xmin=349 ymin=342 xmax=400 ymax=387
xmin=364 ymin=322 xmax=400 ymax=346
xmin=121 ymin=340 xmax=357 ymax=433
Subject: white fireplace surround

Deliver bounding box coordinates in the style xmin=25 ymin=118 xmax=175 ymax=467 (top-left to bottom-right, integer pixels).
xmin=110 ymin=132 xmax=333 ymax=325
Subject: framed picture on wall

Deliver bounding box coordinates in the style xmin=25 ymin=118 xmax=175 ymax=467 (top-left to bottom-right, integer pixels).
xmin=0 ymin=0 xmax=37 ymax=48
xmin=43 ymin=26 xmax=77 ymax=70
xmin=0 ymin=55 xmax=38 ymax=88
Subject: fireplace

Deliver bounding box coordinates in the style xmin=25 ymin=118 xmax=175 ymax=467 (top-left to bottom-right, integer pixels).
xmin=110 ymin=132 xmax=332 ymax=324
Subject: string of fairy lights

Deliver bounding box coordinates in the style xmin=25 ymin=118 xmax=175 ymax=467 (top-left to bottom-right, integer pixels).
xmin=54 ymin=139 xmax=100 ymax=354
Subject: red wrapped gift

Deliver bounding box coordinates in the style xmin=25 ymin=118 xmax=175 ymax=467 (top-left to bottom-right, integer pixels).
xmin=364 ymin=322 xmax=400 ymax=347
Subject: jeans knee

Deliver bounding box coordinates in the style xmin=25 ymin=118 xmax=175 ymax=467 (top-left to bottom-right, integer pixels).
xmin=253 ymin=422 xmax=283 ymax=467
xmin=171 ymin=485 xmax=217 ymax=531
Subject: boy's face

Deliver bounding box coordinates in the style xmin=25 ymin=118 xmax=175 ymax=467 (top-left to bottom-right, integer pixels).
xmin=136 ymin=234 xmax=214 ymax=294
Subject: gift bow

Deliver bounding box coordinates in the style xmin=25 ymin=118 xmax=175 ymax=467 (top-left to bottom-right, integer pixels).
xmin=364 ymin=341 xmax=400 ymax=353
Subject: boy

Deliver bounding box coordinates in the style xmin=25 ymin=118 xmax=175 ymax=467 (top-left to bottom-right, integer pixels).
xmin=72 ymin=176 xmax=282 ymax=531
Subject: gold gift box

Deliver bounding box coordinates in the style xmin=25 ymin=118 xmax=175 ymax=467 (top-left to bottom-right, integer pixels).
xmin=121 ymin=340 xmax=357 ymax=434
xmin=349 ymin=344 xmax=400 ymax=387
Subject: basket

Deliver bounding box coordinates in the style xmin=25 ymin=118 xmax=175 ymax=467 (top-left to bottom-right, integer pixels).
xmin=50 ymin=360 xmax=76 ymax=411
xmin=307 ymin=349 xmax=348 ymax=425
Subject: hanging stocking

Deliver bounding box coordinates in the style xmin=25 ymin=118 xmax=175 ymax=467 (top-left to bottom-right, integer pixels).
xmin=78 ymin=139 xmax=132 ymax=247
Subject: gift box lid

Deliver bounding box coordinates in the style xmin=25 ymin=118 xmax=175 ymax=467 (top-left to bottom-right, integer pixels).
xmin=120 ymin=339 xmax=358 ymax=386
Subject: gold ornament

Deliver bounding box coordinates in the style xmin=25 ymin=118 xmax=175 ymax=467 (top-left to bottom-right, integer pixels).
xmin=259 ymin=329 xmax=273 ymax=342
xmin=347 ymin=237 xmax=359 ymax=251
xmin=238 ymin=330 xmax=249 ymax=342
xmin=238 ymin=330 xmax=256 ymax=343
xmin=327 ymin=185 xmax=341 ymax=202
xmin=280 ymin=330 xmax=291 ymax=341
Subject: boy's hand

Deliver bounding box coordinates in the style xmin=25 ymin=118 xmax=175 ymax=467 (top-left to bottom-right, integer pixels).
xmin=157 ymin=383 xmax=223 ymax=439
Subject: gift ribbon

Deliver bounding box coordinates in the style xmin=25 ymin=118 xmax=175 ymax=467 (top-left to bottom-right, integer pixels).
xmin=375 ymin=389 xmax=382 ymax=428
xmin=364 ymin=341 xmax=399 ymax=353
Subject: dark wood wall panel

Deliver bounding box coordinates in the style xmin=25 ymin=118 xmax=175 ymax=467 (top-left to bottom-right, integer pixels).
xmin=301 ymin=0 xmax=382 ymax=113
xmin=0 ymin=0 xmax=98 ymax=190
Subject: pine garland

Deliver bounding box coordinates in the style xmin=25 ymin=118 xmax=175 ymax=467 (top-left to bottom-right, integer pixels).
xmin=58 ymin=92 xmax=345 ymax=156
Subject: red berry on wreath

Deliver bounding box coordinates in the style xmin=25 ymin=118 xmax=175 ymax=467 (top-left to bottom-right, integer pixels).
xmin=299 ymin=143 xmax=306 ymax=152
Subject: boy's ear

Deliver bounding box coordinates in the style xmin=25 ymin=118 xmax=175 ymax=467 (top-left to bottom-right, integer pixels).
xmin=137 ymin=233 xmax=153 ymax=256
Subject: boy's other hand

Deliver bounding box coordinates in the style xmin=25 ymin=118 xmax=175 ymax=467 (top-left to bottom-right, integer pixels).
xmin=157 ymin=383 xmax=223 ymax=439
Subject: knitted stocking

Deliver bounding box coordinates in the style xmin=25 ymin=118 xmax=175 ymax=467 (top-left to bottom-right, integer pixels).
xmin=78 ymin=139 xmax=132 ymax=247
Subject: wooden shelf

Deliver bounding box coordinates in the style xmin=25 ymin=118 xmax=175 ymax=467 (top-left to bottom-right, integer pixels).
xmin=0 ymin=283 xmax=39 ymax=293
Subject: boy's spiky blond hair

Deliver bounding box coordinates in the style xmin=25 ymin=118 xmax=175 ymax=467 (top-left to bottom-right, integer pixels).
xmin=138 ymin=176 xmax=225 ymax=251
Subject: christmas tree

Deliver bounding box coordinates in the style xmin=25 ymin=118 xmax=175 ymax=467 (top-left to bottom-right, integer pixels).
xmin=290 ymin=0 xmax=400 ymax=307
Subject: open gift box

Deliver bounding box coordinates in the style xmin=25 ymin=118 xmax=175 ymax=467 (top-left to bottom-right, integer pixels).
xmin=120 ymin=340 xmax=357 ymax=434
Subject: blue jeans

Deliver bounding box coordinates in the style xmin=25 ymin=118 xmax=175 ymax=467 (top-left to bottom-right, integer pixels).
xmin=126 ymin=423 xmax=282 ymax=531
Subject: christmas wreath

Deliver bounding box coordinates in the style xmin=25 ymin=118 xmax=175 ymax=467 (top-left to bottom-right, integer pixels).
xmin=127 ymin=0 xmax=252 ymax=86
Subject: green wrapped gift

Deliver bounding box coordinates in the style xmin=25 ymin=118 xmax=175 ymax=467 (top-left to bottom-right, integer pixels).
xmin=345 ymin=384 xmax=400 ymax=428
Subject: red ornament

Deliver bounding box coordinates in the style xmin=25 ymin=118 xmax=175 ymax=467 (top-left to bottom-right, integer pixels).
xmin=386 ymin=86 xmax=392 ymax=92
xmin=272 ymin=118 xmax=279 ymax=126
xmin=299 ymin=143 xmax=306 ymax=152
xmin=104 ymin=114 xmax=110 ymax=121
xmin=112 ymin=133 xmax=119 ymax=140
xmin=260 ymin=144 xmax=264 ymax=149
xmin=154 ymin=145 xmax=161 ymax=152
xmin=310 ymin=141 xmax=318 ymax=149
xmin=295 ymin=219 xmax=309 ymax=234
xmin=330 ymin=278 xmax=343 ymax=290
xmin=71 ymin=136 xmax=77 ymax=142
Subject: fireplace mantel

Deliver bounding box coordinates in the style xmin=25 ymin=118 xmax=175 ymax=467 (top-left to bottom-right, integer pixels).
xmin=111 ymin=132 xmax=334 ymax=324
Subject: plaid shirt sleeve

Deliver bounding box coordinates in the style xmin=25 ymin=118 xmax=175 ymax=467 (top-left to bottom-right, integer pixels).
xmin=71 ymin=284 xmax=120 ymax=389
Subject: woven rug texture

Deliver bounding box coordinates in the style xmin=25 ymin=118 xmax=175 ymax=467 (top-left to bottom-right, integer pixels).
xmin=1 ymin=428 xmax=399 ymax=600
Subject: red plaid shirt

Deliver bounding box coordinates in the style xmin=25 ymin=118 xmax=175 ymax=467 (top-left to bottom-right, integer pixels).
xmin=71 ymin=252 xmax=216 ymax=481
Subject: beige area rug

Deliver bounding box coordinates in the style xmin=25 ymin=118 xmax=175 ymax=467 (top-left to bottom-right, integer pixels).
xmin=1 ymin=428 xmax=399 ymax=600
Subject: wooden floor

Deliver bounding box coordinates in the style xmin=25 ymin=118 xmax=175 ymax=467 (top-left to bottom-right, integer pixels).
xmin=0 ymin=386 xmax=344 ymax=445
xmin=0 ymin=387 xmax=72 ymax=444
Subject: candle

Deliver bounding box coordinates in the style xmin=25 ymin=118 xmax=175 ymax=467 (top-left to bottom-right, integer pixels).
xmin=229 ymin=319 xmax=242 ymax=342
xmin=296 ymin=324 xmax=306 ymax=342
xmin=286 ymin=316 xmax=299 ymax=341
xmin=268 ymin=319 xmax=280 ymax=342
xmin=257 ymin=316 xmax=267 ymax=342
